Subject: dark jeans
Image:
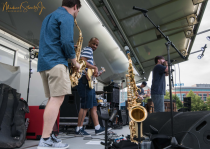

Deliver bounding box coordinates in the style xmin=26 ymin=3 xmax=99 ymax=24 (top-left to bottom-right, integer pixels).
xmin=77 ymin=75 xmax=97 ymax=109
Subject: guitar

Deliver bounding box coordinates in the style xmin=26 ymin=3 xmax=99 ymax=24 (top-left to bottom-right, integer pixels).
xmin=86 ymin=67 xmax=105 ymax=89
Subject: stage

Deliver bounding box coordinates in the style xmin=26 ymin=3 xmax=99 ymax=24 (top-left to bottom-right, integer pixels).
xmin=17 ymin=126 xmax=130 ymax=149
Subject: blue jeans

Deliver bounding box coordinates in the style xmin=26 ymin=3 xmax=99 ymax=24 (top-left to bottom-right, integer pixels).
xmin=151 ymin=95 xmax=165 ymax=112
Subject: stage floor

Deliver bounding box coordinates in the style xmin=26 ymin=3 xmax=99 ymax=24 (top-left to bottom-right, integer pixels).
xmin=18 ymin=126 xmax=130 ymax=149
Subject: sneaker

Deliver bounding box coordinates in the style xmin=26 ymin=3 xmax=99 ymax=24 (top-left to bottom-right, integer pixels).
xmin=75 ymin=128 xmax=91 ymax=137
xmin=95 ymin=127 xmax=112 ymax=135
xmin=37 ymin=137 xmax=69 ymax=149
xmin=51 ymin=134 xmax=62 ymax=143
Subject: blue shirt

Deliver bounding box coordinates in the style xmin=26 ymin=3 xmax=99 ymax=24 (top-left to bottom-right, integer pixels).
xmin=38 ymin=7 xmax=75 ymax=72
xmin=80 ymin=47 xmax=94 ymax=75
xmin=151 ymin=64 xmax=166 ymax=95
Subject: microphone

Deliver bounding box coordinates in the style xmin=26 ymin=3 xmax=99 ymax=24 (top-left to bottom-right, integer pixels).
xmin=133 ymin=6 xmax=148 ymax=13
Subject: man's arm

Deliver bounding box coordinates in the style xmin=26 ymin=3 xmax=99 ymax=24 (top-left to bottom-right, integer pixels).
xmin=81 ymin=57 xmax=98 ymax=77
xmin=59 ymin=14 xmax=75 ymax=59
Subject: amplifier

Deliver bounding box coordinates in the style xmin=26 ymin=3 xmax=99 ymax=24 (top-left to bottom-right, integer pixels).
xmin=25 ymin=106 xmax=59 ymax=140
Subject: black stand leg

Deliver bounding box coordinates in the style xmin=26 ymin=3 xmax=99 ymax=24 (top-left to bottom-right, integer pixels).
xmin=138 ymin=122 xmax=141 ymax=149
xmin=26 ymin=49 xmax=32 ymax=103
xmin=105 ymin=120 xmax=108 ymax=149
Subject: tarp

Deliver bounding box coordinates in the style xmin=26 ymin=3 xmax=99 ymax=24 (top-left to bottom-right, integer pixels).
xmin=0 ymin=62 xmax=20 ymax=91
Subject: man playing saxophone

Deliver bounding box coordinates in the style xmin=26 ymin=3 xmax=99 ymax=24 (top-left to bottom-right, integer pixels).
xmin=37 ymin=0 xmax=81 ymax=148
xmin=75 ymin=37 xmax=110 ymax=137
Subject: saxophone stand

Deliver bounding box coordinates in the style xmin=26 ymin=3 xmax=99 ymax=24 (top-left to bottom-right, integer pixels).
xmin=133 ymin=6 xmax=191 ymax=149
xmin=137 ymin=122 xmax=143 ymax=149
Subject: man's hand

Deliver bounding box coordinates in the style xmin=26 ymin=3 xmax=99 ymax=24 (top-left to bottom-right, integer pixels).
xmin=98 ymin=71 xmax=102 ymax=76
xmin=74 ymin=62 xmax=80 ymax=72
xmin=164 ymin=61 xmax=168 ymax=66
xmin=93 ymin=67 xmax=98 ymax=77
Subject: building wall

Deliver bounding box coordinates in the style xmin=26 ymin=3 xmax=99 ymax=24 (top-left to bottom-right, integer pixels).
xmin=172 ymin=86 xmax=210 ymax=101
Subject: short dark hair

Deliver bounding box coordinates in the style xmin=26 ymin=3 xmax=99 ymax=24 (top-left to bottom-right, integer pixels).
xmin=154 ymin=56 xmax=164 ymax=64
xmin=142 ymin=81 xmax=147 ymax=86
xmin=62 ymin=0 xmax=82 ymax=9
xmin=90 ymin=37 xmax=99 ymax=42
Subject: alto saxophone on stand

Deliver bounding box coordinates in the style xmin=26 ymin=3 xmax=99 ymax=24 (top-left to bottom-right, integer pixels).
xmin=70 ymin=19 xmax=86 ymax=87
xmin=126 ymin=50 xmax=148 ymax=144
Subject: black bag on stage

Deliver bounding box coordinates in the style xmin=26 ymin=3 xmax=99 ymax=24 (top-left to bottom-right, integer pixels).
xmin=0 ymin=84 xmax=29 ymax=148
xmin=111 ymin=140 xmax=154 ymax=149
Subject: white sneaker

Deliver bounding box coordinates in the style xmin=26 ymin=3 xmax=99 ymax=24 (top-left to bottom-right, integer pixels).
xmin=51 ymin=134 xmax=62 ymax=143
xmin=37 ymin=137 xmax=69 ymax=149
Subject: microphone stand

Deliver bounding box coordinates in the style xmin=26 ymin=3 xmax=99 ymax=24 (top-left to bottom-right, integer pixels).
xmin=26 ymin=47 xmax=38 ymax=103
xmin=133 ymin=6 xmax=191 ymax=149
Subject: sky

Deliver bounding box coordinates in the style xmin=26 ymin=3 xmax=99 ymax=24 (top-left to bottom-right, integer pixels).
xmin=146 ymin=1 xmax=210 ymax=89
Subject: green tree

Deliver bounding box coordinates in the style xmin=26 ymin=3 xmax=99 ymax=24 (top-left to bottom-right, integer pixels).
xmin=186 ymin=90 xmax=207 ymax=111
xmin=164 ymin=90 xmax=183 ymax=110
xmin=205 ymin=96 xmax=210 ymax=111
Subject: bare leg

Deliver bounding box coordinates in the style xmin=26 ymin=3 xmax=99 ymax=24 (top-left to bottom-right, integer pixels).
xmin=77 ymin=108 xmax=88 ymax=126
xmin=42 ymin=95 xmax=64 ymax=138
xmin=91 ymin=106 xmax=99 ymax=126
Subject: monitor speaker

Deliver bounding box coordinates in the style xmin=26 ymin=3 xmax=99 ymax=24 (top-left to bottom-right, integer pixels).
xmin=143 ymin=111 xmax=210 ymax=149
xmin=183 ymin=97 xmax=191 ymax=111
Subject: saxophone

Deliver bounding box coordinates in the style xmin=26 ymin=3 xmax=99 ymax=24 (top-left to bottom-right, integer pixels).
xmin=70 ymin=19 xmax=86 ymax=87
xmin=126 ymin=50 xmax=148 ymax=144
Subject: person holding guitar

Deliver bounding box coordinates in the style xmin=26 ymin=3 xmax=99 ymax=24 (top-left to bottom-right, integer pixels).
xmin=137 ymin=81 xmax=149 ymax=106
xmin=75 ymin=37 xmax=109 ymax=137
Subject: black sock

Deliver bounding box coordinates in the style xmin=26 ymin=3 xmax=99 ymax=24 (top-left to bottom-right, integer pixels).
xmin=43 ymin=137 xmax=50 ymax=141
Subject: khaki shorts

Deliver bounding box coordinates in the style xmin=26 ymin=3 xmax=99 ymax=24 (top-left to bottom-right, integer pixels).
xmin=40 ymin=64 xmax=71 ymax=98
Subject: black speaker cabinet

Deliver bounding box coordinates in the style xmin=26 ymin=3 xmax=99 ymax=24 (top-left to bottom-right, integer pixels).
xmin=60 ymin=91 xmax=80 ymax=122
xmin=118 ymin=110 xmax=127 ymax=126
xmin=184 ymin=97 xmax=191 ymax=111
xmin=143 ymin=111 xmax=210 ymax=149
xmin=104 ymin=86 xmax=119 ymax=103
